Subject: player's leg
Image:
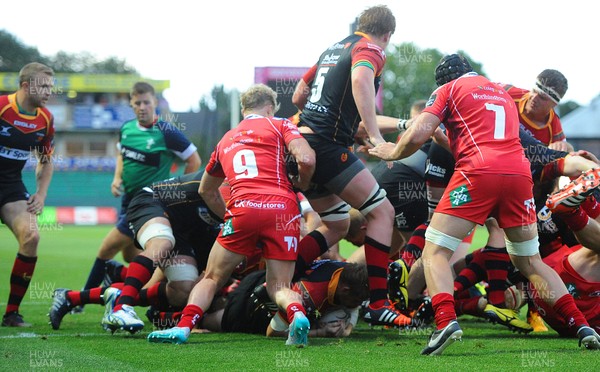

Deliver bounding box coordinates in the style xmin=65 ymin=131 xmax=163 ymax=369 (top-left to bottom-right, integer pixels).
xmin=148 ymin=242 xmax=244 ymax=344
xmin=1 ymin=200 xmax=40 ymax=327
xmin=420 ymin=212 xmax=474 ymax=355
xmin=82 ymin=227 xmax=134 ymax=291
xmin=102 ymin=215 xmax=174 ymax=333
xmin=266 ymin=258 xmax=309 ymax=346
xmin=505 ymin=224 xmax=600 ymax=349
xmin=162 ymin=254 xmax=199 ymax=308
xmin=296 ymin=194 xmax=350 ymax=274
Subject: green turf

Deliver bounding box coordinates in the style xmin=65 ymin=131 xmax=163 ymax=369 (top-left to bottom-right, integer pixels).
xmin=1 ymin=225 xmax=598 ymax=371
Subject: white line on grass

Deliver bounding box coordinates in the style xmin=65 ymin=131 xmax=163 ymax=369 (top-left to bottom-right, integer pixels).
xmin=0 ymin=332 xmax=112 ymax=339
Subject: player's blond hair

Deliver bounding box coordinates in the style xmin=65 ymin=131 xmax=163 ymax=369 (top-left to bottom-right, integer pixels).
xmin=19 ymin=62 xmax=54 ymax=86
xmin=240 ymin=84 xmax=280 ymax=114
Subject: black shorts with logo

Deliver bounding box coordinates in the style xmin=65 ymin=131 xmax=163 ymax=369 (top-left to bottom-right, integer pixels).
xmin=425 ymin=142 xmax=455 ymax=186
xmin=302 ymin=134 xmax=365 ymax=198
xmin=371 ymin=161 xmax=428 ymax=231
xmin=0 ymin=181 xmax=29 ymax=224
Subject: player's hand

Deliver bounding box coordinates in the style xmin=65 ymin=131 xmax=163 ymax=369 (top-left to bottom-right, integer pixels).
xmin=27 ymin=193 xmax=45 ymax=215
xmin=548 ymin=141 xmax=570 ymax=152
xmin=570 ymin=150 xmax=600 ymax=165
xmin=321 ymin=320 xmax=346 ymax=337
xmin=111 ymin=179 xmax=124 ymax=197
xmin=368 ymin=142 xmax=398 ymax=161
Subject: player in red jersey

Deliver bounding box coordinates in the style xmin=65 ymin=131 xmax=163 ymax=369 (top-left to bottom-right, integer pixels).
xmin=369 ymin=54 xmax=600 ymax=355
xmin=502 ymin=69 xmax=570 ymax=151
xmin=148 ymin=84 xmax=316 ymax=346
xmin=0 ymin=63 xmax=55 ymax=327
xmin=530 ymin=246 xmax=600 ymax=337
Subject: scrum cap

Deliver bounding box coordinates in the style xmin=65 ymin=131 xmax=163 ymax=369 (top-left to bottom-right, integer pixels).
xmin=434 ymin=54 xmax=473 ymax=86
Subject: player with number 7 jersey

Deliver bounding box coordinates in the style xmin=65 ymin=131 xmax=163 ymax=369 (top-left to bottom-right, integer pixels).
xmin=425 ymin=72 xmax=530 ymax=178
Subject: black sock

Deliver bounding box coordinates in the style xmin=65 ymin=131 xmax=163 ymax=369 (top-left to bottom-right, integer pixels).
xmin=82 ymin=258 xmax=108 ymax=290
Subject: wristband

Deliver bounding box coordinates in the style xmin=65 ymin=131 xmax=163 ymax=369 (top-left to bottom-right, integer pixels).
xmin=397 ymin=119 xmax=408 ymax=132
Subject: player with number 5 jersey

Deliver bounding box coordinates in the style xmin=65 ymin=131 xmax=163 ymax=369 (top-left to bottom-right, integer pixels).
xmin=147 ymin=84 xmax=316 ymax=346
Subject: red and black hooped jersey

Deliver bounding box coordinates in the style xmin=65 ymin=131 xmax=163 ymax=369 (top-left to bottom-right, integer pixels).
xmin=293 ymin=260 xmax=347 ymax=318
xmin=0 ymin=94 xmax=54 ymax=183
xmin=299 ymin=32 xmax=386 ymax=146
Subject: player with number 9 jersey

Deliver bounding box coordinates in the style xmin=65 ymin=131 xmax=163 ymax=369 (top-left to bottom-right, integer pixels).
xmin=205 ymin=114 xmax=307 ymax=260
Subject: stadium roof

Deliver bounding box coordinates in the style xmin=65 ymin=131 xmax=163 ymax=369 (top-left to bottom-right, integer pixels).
xmin=562 ymin=95 xmax=600 ymax=138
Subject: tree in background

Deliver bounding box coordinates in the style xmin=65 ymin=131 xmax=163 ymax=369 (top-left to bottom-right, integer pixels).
xmin=0 ymin=30 xmax=136 ymax=74
xmin=191 ymin=85 xmax=232 ymax=163
xmin=0 ymin=30 xmax=48 ymax=71
xmin=382 ymin=42 xmax=484 ymax=118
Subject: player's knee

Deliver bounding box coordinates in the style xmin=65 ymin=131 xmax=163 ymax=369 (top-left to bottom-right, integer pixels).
xmin=359 ymin=186 xmax=390 ymax=218
xmin=18 ymin=229 xmax=40 ymax=254
xmin=137 ymin=223 xmax=175 ymax=251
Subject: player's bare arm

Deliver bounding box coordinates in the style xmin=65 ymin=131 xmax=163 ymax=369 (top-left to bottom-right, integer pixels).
xmin=28 ymin=151 xmax=54 ymax=215
xmin=352 ymin=66 xmax=384 ymax=146
xmin=199 ymin=172 xmax=227 ymax=219
xmin=183 ymin=151 xmax=202 ymax=174
xmin=287 ymin=137 xmax=316 ymax=191
xmin=369 ymin=112 xmax=440 ymax=160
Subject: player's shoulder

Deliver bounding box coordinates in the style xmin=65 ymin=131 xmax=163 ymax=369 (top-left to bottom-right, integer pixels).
xmin=0 ymin=94 xmax=10 ymax=108
xmin=39 ymin=106 xmax=53 ymax=124
xmin=120 ymin=118 xmax=138 ymax=130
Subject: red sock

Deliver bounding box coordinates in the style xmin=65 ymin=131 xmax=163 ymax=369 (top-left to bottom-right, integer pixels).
xmin=552 ymin=294 xmax=588 ymax=330
xmin=286 ymin=302 xmax=306 ymax=324
xmin=455 ymin=296 xmax=481 ymax=316
xmin=557 ymin=208 xmax=589 ymax=232
xmin=482 ymin=247 xmax=510 ymax=306
xmin=137 ymin=282 xmax=167 ymax=307
xmin=454 ymin=250 xmax=485 ymax=293
xmin=295 ymin=231 xmax=328 ymax=276
xmin=68 ymin=287 xmax=104 ymax=306
xmin=581 ymin=196 xmax=600 ymax=219
xmin=364 ymin=236 xmax=391 ymax=308
xmin=177 ymin=304 xmax=204 ymax=330
xmin=6 ymin=254 xmax=37 ymax=314
xmin=432 ymin=292 xmax=456 ymax=330
xmin=118 ymin=266 xmax=128 ymax=281
xmin=402 ymin=222 xmax=428 ymax=267
xmin=114 ymin=255 xmax=154 ymax=311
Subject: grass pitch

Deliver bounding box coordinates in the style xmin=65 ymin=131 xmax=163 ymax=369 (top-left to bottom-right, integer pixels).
xmin=1 ymin=225 xmax=598 ymax=371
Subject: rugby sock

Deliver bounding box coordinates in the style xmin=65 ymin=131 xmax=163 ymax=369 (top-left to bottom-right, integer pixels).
xmin=432 ymin=292 xmax=456 ymax=330
xmin=482 ymin=246 xmax=511 ymax=306
xmin=454 ymin=250 xmax=485 ymax=293
xmin=137 ymin=282 xmax=167 ymax=307
xmin=286 ymin=302 xmax=306 ymax=324
xmin=552 ymin=294 xmax=589 ymax=330
xmin=364 ymin=236 xmax=390 ymax=308
xmin=581 ymin=196 xmax=600 ymax=219
xmin=83 ymin=258 xmax=108 ymax=290
xmin=294 ymin=230 xmax=328 ymax=276
xmin=114 ymin=255 xmax=155 ymax=311
xmin=118 ymin=266 xmax=128 ymax=281
xmin=455 ymin=296 xmax=481 ymax=317
xmin=556 ymin=207 xmax=589 ymax=232
xmin=6 ymin=253 xmax=37 ymax=314
xmin=177 ymin=304 xmax=204 ymax=330
xmin=401 ymin=222 xmax=428 ymax=267
xmin=68 ymin=287 xmax=102 ymax=306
